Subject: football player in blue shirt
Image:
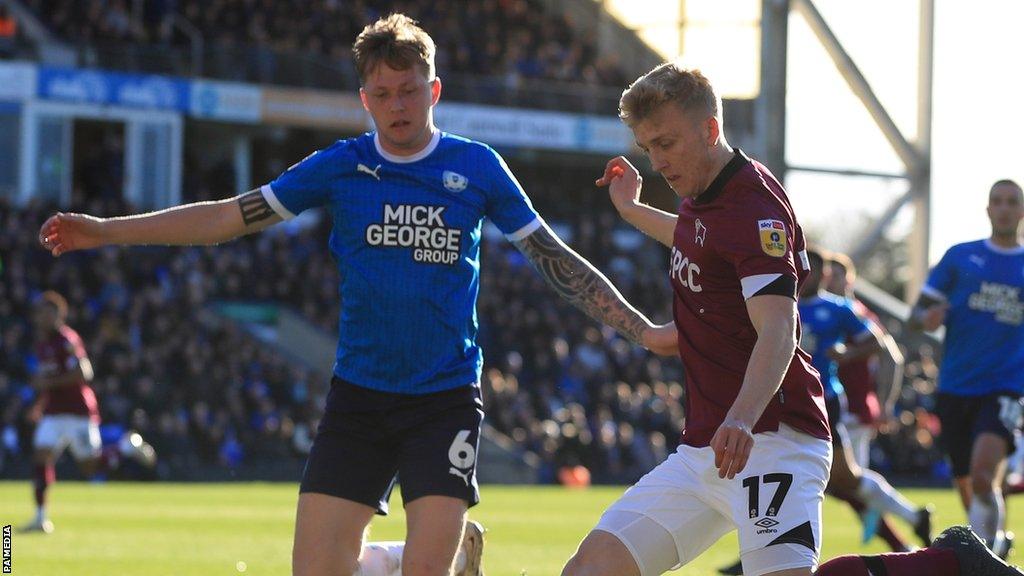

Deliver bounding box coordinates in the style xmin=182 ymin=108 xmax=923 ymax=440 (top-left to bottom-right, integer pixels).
xmin=909 ymin=179 xmax=1024 ymax=557
xmin=37 ymin=14 xmax=676 ymax=576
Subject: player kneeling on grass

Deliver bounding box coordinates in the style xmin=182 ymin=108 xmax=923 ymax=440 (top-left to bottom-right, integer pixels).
xmin=558 ymin=61 xmax=1024 ymax=576
xmin=38 ymin=13 xmax=675 ymax=576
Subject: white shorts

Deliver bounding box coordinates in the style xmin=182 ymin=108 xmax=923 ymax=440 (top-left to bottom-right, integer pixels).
xmin=845 ymin=422 xmax=873 ymax=469
xmin=33 ymin=415 xmax=102 ymax=461
xmin=595 ymin=425 xmax=832 ymax=576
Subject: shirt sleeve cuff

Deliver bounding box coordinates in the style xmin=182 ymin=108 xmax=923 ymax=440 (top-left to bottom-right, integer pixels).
xmin=505 ymin=216 xmax=543 ymax=242
xmin=261 ymin=184 xmax=296 ymax=220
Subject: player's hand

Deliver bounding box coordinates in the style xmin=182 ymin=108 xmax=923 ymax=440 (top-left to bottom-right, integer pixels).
xmin=39 ymin=212 xmax=107 ymax=256
xmin=641 ymin=322 xmax=678 ymax=356
xmin=918 ymin=302 xmax=949 ymax=332
xmin=596 ymin=156 xmax=642 ymax=214
xmin=710 ymin=417 xmax=754 ymax=479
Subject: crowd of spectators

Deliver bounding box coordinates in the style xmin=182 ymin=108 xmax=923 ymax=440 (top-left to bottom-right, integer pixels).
xmin=24 ymin=0 xmax=629 ymax=90
xmin=1 ymin=163 xmax=952 ymax=486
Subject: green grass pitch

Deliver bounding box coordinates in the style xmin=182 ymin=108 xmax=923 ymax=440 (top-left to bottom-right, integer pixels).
xmin=1 ymin=482 xmax=1021 ymax=575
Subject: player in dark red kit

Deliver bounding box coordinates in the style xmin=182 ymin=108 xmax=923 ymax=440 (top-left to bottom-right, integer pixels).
xmin=22 ymin=291 xmax=101 ymax=533
xmin=559 ymin=62 xmax=1021 ymax=576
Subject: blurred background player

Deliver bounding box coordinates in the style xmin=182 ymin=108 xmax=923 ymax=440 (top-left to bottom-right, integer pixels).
xmin=23 ymin=290 xmax=101 ymax=534
xmin=828 ymin=251 xmax=905 ymax=469
xmin=20 ymin=290 xmax=156 ymax=534
xmin=908 ymin=179 xmax=1024 ymax=558
xmin=37 ymin=13 xmax=673 ymax=576
xmin=800 ymin=249 xmax=931 ymax=548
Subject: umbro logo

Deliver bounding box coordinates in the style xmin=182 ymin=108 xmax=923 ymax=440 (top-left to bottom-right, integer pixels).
xmin=357 ymin=163 xmax=382 ymax=181
xmin=754 ymin=518 xmax=780 ymax=529
xmin=969 ymin=255 xmax=986 ymax=268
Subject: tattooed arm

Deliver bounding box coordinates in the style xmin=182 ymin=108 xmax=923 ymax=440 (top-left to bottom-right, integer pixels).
xmin=39 ymin=189 xmax=281 ymax=256
xmin=513 ymin=220 xmax=677 ymax=354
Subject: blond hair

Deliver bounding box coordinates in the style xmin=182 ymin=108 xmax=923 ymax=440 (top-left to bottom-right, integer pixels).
xmin=619 ymin=63 xmax=719 ymax=127
xmin=352 ymin=14 xmax=436 ymax=83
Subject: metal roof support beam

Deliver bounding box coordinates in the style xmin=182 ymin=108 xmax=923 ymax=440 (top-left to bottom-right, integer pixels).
xmin=791 ymin=0 xmax=925 ymax=176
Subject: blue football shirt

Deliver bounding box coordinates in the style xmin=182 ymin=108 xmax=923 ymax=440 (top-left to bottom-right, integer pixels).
xmin=262 ymin=130 xmax=541 ymax=394
xmin=798 ymin=293 xmax=874 ymax=398
xmin=923 ymin=239 xmax=1024 ymax=396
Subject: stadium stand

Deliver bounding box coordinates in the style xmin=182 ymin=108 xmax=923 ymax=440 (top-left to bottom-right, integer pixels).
xmin=20 ymin=0 xmax=629 ymax=110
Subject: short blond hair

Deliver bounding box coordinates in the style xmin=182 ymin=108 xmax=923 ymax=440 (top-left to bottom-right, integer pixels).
xmin=619 ymin=63 xmax=719 ymax=127
xmin=352 ymin=14 xmax=436 ymax=83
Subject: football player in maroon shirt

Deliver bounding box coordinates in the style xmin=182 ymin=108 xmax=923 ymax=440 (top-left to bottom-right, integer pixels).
xmin=559 ymin=62 xmax=1020 ymax=576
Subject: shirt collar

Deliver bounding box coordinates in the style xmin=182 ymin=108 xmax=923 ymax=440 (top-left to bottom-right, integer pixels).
xmin=694 ymin=148 xmax=750 ymax=205
xmin=373 ymin=128 xmax=441 ymax=164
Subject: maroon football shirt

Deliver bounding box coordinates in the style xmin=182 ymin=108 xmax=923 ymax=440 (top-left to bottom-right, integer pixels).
xmin=35 ymin=325 xmax=99 ymax=422
xmin=838 ymin=299 xmax=882 ymax=425
xmin=670 ymin=149 xmax=830 ymax=447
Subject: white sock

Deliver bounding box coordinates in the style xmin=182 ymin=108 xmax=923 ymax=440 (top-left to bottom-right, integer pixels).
xmin=36 ymin=506 xmax=47 ymax=522
xmin=856 ymin=470 xmax=919 ymax=524
xmin=969 ymin=492 xmax=1004 ymax=545
xmin=356 ymin=541 xmax=404 ymax=576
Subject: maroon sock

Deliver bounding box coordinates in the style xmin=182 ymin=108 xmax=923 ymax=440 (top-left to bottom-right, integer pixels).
xmin=1006 ymin=480 xmax=1024 ymax=496
xmin=32 ymin=463 xmax=55 ymax=508
xmin=818 ymin=549 xmax=960 ymax=576
xmin=834 ymin=490 xmax=910 ymax=551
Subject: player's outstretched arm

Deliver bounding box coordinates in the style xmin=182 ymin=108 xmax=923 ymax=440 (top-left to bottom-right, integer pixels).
xmin=513 ymin=221 xmax=677 ymax=355
xmin=596 ymin=156 xmax=677 ymax=248
xmin=711 ymin=295 xmax=798 ymax=479
xmin=38 ymin=189 xmax=282 ymax=256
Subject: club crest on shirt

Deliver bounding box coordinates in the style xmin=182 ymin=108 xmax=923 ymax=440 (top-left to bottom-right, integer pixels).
xmin=695 ymin=219 xmax=707 ymax=246
xmin=443 ymin=170 xmax=469 ymax=193
xmin=758 ymin=219 xmax=787 ymax=257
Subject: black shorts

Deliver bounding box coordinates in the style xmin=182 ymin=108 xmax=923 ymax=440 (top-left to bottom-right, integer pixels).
xmin=935 ymin=392 xmax=1024 ymax=478
xmin=300 ymin=377 xmax=484 ymax=515
xmin=824 ymin=392 xmax=850 ymax=448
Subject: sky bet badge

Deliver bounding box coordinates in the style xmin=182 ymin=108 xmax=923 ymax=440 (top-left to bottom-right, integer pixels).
xmin=758 ymin=219 xmax=787 ymax=257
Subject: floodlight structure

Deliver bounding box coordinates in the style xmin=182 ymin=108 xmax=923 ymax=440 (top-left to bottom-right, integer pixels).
xmin=761 ymin=0 xmax=934 ymax=300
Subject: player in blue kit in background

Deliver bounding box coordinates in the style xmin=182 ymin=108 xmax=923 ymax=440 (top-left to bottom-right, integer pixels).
xmin=798 ymin=249 xmax=931 ymax=549
xmin=37 ymin=13 xmax=677 ymax=576
xmin=908 ymin=179 xmax=1024 ymax=558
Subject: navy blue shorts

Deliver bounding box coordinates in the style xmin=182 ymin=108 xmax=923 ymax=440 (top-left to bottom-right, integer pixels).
xmin=935 ymin=392 xmax=1024 ymax=478
xmin=300 ymin=377 xmax=484 ymax=515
